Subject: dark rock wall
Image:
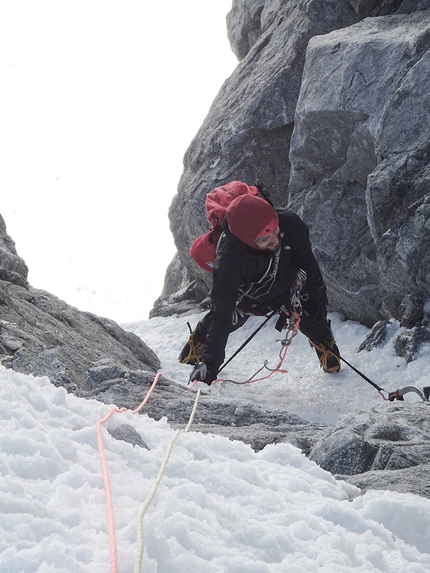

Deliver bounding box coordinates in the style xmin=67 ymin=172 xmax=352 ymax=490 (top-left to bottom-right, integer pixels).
xmin=156 ymin=0 xmax=430 ymax=332
xmin=289 ymin=10 xmax=430 ymax=325
xmin=0 ymin=214 xmax=29 ymax=288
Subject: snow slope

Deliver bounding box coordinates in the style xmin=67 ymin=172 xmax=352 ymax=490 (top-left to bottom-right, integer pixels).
xmin=1 ymin=311 xmax=430 ymax=572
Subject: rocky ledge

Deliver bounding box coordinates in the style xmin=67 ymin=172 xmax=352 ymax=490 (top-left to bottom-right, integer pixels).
xmin=90 ymin=367 xmax=430 ymax=500
xmin=1 ymin=272 xmax=429 ymax=499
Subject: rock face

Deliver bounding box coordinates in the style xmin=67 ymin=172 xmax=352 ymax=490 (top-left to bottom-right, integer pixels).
xmin=155 ymin=0 xmax=430 ymax=338
xmin=288 ymin=8 xmax=430 ymax=326
xmin=0 ymin=280 xmax=161 ymax=394
xmin=0 ymin=221 xmax=160 ymax=394
xmin=308 ymin=402 xmax=430 ymax=498
xmin=156 ymin=0 xmax=361 ymax=317
xmin=0 ymin=214 xmax=29 ymax=288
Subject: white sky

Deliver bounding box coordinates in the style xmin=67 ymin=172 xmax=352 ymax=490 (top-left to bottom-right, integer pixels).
xmin=0 ymin=1 xmax=237 ymax=323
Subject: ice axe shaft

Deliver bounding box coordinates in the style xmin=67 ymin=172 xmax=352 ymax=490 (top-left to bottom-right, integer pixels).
xmin=218 ymin=311 xmax=276 ymax=375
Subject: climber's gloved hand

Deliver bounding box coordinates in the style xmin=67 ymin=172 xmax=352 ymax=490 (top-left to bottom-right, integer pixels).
xmin=189 ymin=362 xmax=216 ymax=385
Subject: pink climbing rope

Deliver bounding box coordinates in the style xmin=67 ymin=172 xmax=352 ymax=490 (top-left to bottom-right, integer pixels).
xmin=190 ymin=313 xmax=301 ymax=389
xmin=96 ymin=371 xmax=162 ymax=573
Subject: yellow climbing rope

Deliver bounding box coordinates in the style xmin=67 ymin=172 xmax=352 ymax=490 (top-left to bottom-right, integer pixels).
xmin=133 ymin=388 xmax=201 ymax=573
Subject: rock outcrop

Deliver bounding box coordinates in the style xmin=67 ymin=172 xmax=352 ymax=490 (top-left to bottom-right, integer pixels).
xmin=155 ymin=0 xmax=430 ymax=343
xmin=0 ymin=220 xmax=160 ymax=394
xmin=0 ymin=214 xmax=29 ymax=288
xmin=308 ymin=402 xmax=430 ymax=498
xmin=288 ymin=8 xmax=430 ymax=326
xmin=99 ymin=373 xmax=430 ymax=499
xmin=0 ymin=279 xmax=160 ymax=394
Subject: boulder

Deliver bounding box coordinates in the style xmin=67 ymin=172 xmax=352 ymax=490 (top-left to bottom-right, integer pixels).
xmin=358 ymin=320 xmax=391 ymax=352
xmin=308 ymin=402 xmax=430 ymax=497
xmin=107 ymin=424 xmax=150 ymax=449
xmin=394 ymin=326 xmax=430 ymax=363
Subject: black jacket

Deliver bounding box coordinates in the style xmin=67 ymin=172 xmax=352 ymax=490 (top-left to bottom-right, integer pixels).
xmin=202 ymin=208 xmax=328 ymax=372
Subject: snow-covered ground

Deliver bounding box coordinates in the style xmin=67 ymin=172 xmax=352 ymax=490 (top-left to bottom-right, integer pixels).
xmin=1 ymin=311 xmax=430 ymax=572
xmin=128 ymin=311 xmax=430 ymax=424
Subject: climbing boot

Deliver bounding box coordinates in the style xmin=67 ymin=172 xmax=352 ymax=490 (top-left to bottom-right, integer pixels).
xmin=309 ymin=323 xmax=340 ymax=373
xmin=310 ymin=340 xmax=341 ymax=373
xmin=179 ymin=329 xmax=205 ymax=365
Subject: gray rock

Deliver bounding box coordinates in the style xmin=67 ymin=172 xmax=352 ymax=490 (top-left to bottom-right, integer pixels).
xmin=394 ymin=326 xmax=430 ymax=363
xmin=0 ymin=214 xmax=29 ymax=288
xmin=91 ymin=370 xmax=329 ymax=452
xmin=308 ymin=403 xmax=430 ymax=497
xmin=348 ymin=0 xmax=403 ymax=17
xmin=181 ymin=421 xmax=329 ymax=455
xmin=87 ymin=359 xmax=128 ymax=388
xmin=397 ymin=0 xmax=430 ymax=13
xmin=159 ymin=0 xmax=360 ymax=318
xmin=107 ymin=424 xmax=149 ymax=449
xmin=94 ymin=365 xmax=430 ymax=498
xmin=342 ymin=463 xmax=430 ymax=498
xmin=358 ymin=320 xmax=390 ymax=352
xmin=0 ymin=280 xmax=160 ymax=393
xmin=150 ymin=254 xmax=209 ymax=318
xmin=227 ymin=0 xmax=265 ymax=60
xmin=288 ymin=10 xmax=430 ymax=326
xmin=399 ymin=293 xmax=425 ymax=328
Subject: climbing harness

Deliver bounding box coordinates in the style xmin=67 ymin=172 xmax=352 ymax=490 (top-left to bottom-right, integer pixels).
xmin=339 ymin=354 xmax=430 ymax=403
xmin=217 ymin=269 xmax=307 ymax=377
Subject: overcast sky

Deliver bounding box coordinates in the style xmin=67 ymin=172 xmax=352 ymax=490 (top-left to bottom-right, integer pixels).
xmin=0 ymin=1 xmax=237 ymax=322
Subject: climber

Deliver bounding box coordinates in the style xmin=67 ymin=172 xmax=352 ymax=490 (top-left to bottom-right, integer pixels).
xmin=179 ymin=182 xmax=340 ymax=385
